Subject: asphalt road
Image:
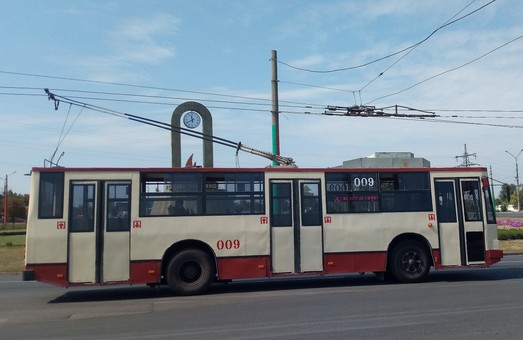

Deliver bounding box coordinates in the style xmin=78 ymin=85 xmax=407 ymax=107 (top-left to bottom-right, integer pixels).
xmin=497 ymin=212 xmax=523 ymax=219
xmin=1 ymin=255 xmax=523 ymax=339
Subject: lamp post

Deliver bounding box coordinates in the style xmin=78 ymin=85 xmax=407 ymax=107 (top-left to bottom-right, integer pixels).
xmin=506 ymin=149 xmax=523 ymax=212
xmin=3 ymin=171 xmax=16 ymax=225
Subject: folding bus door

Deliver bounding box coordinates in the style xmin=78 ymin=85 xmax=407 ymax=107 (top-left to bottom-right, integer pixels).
xmin=68 ymin=181 xmax=131 ymax=284
xmin=435 ymin=178 xmax=486 ymax=266
xmin=269 ymin=179 xmax=324 ymax=274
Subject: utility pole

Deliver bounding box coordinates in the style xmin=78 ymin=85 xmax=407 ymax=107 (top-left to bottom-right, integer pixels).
xmin=3 ymin=172 xmax=15 ymax=225
xmin=505 ymin=149 xmax=523 ymax=211
xmin=489 ymin=165 xmax=495 ymax=204
xmin=2 ymin=175 xmax=6 ymax=225
xmin=271 ymin=50 xmax=280 ymax=166
xmin=455 ymin=144 xmax=478 ymax=167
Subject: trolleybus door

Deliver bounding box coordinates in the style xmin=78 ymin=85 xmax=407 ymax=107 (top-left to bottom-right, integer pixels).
xmin=68 ymin=181 xmax=131 ymax=283
xmin=269 ymin=179 xmax=323 ymax=274
xmin=435 ymin=178 xmax=486 ymax=266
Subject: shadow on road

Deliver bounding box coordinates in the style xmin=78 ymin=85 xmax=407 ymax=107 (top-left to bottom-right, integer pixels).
xmin=49 ymin=261 xmax=523 ymax=304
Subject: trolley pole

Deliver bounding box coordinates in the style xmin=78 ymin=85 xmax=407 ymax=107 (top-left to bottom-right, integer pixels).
xmin=271 ymin=50 xmax=280 ymax=166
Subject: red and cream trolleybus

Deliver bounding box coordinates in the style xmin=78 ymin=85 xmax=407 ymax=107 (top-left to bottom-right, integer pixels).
xmin=23 ymin=166 xmax=503 ymax=295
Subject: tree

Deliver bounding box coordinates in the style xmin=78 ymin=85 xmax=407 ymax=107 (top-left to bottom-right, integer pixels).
xmin=1 ymin=191 xmax=29 ymax=223
xmin=510 ymin=190 xmax=523 ymax=211
xmin=498 ymin=183 xmax=516 ymax=203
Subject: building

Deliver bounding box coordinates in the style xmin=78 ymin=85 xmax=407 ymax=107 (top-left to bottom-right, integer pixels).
xmin=341 ymin=152 xmax=431 ymax=168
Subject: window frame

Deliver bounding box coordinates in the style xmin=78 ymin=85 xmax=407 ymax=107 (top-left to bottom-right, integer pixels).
xmin=325 ymin=171 xmax=432 ymax=214
xmin=139 ymin=171 xmax=265 ymax=217
xmin=38 ymin=172 xmax=65 ymax=219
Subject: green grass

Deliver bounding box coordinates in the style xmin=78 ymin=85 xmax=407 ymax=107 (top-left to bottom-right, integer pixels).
xmin=0 ymin=234 xmax=25 ymax=247
xmin=0 ymin=222 xmax=26 ymax=231
xmin=0 ymin=246 xmax=24 ymax=273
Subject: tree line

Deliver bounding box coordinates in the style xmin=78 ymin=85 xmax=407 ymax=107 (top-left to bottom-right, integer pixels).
xmin=496 ymin=183 xmax=522 ymax=211
xmin=0 ymin=191 xmax=29 ymax=223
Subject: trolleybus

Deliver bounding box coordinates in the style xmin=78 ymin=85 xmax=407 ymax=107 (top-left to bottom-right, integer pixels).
xmin=23 ymin=166 xmax=502 ymax=295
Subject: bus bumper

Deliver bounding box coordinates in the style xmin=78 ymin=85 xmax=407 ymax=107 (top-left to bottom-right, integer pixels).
xmin=23 ymin=269 xmax=35 ymax=281
xmin=487 ymin=249 xmax=503 ymax=266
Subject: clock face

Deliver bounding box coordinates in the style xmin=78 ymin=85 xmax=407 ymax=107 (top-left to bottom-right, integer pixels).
xmin=183 ymin=111 xmax=201 ymax=129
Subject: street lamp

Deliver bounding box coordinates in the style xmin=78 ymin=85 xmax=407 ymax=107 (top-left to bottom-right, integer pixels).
xmin=3 ymin=171 xmax=16 ymax=225
xmin=505 ymin=149 xmax=523 ymax=212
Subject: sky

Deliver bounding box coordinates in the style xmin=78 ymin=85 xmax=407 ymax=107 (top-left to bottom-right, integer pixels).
xmin=1 ymin=0 xmax=522 ymax=196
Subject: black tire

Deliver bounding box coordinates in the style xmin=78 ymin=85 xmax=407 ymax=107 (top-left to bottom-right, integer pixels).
xmin=166 ymin=249 xmax=215 ymax=296
xmin=389 ymin=240 xmax=430 ymax=283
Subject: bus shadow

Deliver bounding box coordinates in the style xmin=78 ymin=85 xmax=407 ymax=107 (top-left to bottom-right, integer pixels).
xmin=49 ymin=285 xmax=174 ymax=303
xmin=49 ymin=274 xmax=382 ymax=303
xmin=426 ymin=266 xmax=523 ymax=283
xmin=49 ymin=265 xmax=523 ymax=303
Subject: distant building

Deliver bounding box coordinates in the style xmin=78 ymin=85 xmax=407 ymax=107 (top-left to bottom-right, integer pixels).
xmin=341 ymin=152 xmax=430 ymax=168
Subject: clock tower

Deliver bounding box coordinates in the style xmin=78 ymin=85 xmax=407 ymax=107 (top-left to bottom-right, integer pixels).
xmin=171 ymin=101 xmax=213 ymax=168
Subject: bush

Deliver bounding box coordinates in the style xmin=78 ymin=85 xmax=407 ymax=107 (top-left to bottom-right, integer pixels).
xmin=498 ymin=228 xmax=523 ymax=240
xmin=498 ymin=219 xmax=523 ymax=240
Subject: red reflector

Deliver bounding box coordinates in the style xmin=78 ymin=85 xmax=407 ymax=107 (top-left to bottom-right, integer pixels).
xmin=56 ymin=274 xmax=64 ymax=279
xmin=327 ymin=261 xmax=334 ymax=266
xmin=147 ymin=270 xmax=156 ymax=275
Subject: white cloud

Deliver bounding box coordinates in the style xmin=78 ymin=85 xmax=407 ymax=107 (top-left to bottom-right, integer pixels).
xmin=78 ymin=13 xmax=179 ymax=83
xmin=109 ymin=13 xmax=179 ymax=64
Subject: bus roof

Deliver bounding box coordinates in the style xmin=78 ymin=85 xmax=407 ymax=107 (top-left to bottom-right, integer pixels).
xmin=30 ymin=166 xmax=489 ymax=174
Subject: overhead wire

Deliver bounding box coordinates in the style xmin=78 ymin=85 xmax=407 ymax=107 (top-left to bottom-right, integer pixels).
xmin=0 ymin=84 xmax=328 ymax=117
xmin=277 ymin=0 xmax=496 ymax=74
xmin=0 ymin=70 xmax=323 ymax=110
xmin=358 ymin=0 xmax=480 ymax=92
xmin=2 ymin=85 xmax=523 ymax=124
xmin=365 ymin=33 xmax=523 ymax=104
xmin=277 ymin=0 xmax=497 ymax=105
xmin=44 ymin=89 xmax=296 ymax=166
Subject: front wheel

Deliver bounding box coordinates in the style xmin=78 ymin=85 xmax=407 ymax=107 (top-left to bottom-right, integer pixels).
xmin=389 ymin=240 xmax=430 ymax=283
xmin=166 ymin=249 xmax=215 ymax=295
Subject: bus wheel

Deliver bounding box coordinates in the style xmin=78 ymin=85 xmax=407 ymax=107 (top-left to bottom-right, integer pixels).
xmin=166 ymin=249 xmax=215 ymax=296
xmin=390 ymin=240 xmax=430 ymax=283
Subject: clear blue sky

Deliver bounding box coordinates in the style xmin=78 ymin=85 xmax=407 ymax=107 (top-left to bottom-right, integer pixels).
xmin=1 ymin=0 xmax=522 ymax=196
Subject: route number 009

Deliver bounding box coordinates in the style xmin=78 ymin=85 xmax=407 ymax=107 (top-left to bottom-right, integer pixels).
xmin=216 ymin=239 xmax=240 ymax=250
xmin=353 ymin=177 xmax=374 ymax=188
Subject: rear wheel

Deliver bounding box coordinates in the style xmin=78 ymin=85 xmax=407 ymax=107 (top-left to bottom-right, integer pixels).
xmin=166 ymin=249 xmax=215 ymax=295
xmin=389 ymin=240 xmax=430 ymax=283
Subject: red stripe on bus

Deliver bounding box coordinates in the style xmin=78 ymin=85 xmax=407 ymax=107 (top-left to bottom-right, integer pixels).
xmin=25 ymin=264 xmax=69 ymax=287
xmin=217 ymin=256 xmax=270 ymax=280
xmin=130 ymin=261 xmax=162 ymax=284
xmin=324 ymin=252 xmax=387 ymax=274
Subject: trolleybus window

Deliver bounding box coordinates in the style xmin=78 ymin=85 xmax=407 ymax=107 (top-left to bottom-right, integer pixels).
xmin=69 ymin=183 xmax=95 ymax=232
xmin=107 ymin=183 xmax=131 ymax=232
xmin=435 ymin=182 xmax=457 ymax=223
xmin=461 ymin=180 xmax=482 ymax=222
xmin=380 ymin=172 xmax=432 ymax=212
xmin=139 ymin=172 xmax=264 ymax=217
xmin=301 ymin=182 xmax=322 ymax=226
xmin=38 ymin=172 xmax=64 ymax=219
xmin=205 ymin=173 xmax=264 ymax=215
xmin=325 ymin=172 xmax=431 ymax=213
xmin=482 ymin=177 xmax=496 ymax=224
xmin=270 ymin=182 xmax=292 ymax=226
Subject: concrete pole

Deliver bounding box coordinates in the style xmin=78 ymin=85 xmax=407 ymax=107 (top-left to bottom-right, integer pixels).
xmin=3 ymin=174 xmax=7 ymax=225
xmin=506 ymin=149 xmax=523 ymax=211
xmin=271 ymin=50 xmax=280 ymax=166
